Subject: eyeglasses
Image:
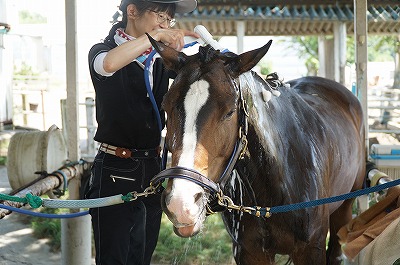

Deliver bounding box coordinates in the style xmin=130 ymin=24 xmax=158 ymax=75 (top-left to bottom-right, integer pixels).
xmin=148 ymin=10 xmax=176 ymax=28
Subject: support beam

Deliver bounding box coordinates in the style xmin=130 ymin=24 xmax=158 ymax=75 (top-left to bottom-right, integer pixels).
xmin=236 ymin=20 xmax=245 ymax=53
xmin=354 ymin=0 xmax=369 ymax=151
xmin=318 ymin=36 xmax=335 ymax=80
xmin=334 ymin=22 xmax=347 ymax=85
xmin=63 ymin=0 xmax=91 ymax=264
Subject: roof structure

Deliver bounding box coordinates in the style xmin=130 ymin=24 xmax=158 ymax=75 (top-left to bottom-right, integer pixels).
xmin=175 ymin=0 xmax=400 ymax=36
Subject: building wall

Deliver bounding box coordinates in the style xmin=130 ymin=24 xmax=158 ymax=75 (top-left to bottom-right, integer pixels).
xmin=0 ymin=0 xmax=13 ymax=126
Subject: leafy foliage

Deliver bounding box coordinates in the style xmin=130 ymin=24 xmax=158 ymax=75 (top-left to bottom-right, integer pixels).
xmin=19 ymin=10 xmax=47 ymax=24
xmin=282 ymin=35 xmax=399 ymax=82
xmin=13 ymin=63 xmax=39 ymax=77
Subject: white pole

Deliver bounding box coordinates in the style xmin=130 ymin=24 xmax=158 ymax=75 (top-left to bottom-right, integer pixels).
xmin=334 ymin=22 xmax=347 ymax=85
xmin=354 ymin=0 xmax=369 ymax=152
xmin=236 ymin=21 xmax=245 ymax=54
xmin=0 ymin=0 xmax=13 ymax=125
xmin=62 ymin=0 xmax=91 ymax=264
xmin=61 ymin=214 xmax=92 ymax=265
xmin=354 ymin=0 xmax=370 ymax=222
xmin=85 ymin=97 xmax=96 ymax=157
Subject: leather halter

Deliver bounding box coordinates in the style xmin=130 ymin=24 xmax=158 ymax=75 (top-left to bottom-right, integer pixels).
xmin=150 ymin=80 xmax=248 ymax=194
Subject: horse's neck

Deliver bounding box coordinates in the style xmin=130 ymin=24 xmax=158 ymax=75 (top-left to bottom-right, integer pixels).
xmin=238 ymin=72 xmax=283 ymax=160
xmin=238 ymin=74 xmax=325 ymax=207
xmin=236 ymin=73 xmax=287 ymax=200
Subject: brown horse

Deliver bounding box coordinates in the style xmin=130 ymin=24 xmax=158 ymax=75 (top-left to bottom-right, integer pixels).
xmin=149 ymin=35 xmax=366 ymax=265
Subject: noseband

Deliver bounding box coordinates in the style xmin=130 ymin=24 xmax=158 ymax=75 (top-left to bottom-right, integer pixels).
xmin=150 ymin=80 xmax=249 ymax=195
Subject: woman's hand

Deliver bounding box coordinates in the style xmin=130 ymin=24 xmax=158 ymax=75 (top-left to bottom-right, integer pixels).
xmin=151 ymin=29 xmax=200 ymax=51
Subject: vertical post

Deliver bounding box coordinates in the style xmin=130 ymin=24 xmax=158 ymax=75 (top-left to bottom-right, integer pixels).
xmin=85 ymin=97 xmax=96 ymax=157
xmin=236 ymin=20 xmax=245 ymax=54
xmin=318 ymin=37 xmax=335 ymax=79
xmin=62 ymin=0 xmax=91 ymax=264
xmin=0 ymin=0 xmax=13 ymax=125
xmin=334 ymin=22 xmax=347 ymax=85
xmin=41 ymin=89 xmax=46 ymax=130
xmin=318 ymin=36 xmax=327 ymax=77
xmin=22 ymin=93 xmax=28 ymax=125
xmin=354 ymin=0 xmax=370 ymax=221
xmin=354 ymin=0 xmax=368 ymax=151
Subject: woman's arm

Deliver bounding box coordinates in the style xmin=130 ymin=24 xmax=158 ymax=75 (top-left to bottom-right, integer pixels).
xmin=102 ymin=29 xmax=199 ymax=74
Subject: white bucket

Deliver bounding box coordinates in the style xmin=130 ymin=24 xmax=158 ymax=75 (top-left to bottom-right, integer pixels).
xmin=6 ymin=124 xmax=68 ymax=190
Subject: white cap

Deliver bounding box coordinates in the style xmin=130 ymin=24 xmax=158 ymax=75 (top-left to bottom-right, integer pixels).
xmin=120 ymin=0 xmax=197 ymax=14
xmin=150 ymin=0 xmax=197 ymax=13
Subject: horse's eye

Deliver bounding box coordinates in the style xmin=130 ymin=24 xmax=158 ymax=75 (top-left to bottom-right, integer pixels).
xmin=223 ymin=109 xmax=236 ymax=120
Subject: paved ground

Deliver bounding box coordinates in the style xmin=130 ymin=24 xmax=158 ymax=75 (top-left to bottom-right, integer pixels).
xmin=0 ymin=166 xmax=95 ymax=265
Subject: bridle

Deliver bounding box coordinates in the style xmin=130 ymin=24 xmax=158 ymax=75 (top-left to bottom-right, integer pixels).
xmin=150 ymin=79 xmax=249 ymax=197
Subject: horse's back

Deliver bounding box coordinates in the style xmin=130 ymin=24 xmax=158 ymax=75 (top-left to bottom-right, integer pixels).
xmin=288 ymin=76 xmax=364 ymax=133
xmin=285 ymin=76 xmax=365 ymax=200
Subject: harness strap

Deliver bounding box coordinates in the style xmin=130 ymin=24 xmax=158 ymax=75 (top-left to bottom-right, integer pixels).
xmin=218 ymin=137 xmax=247 ymax=187
xmin=218 ymin=80 xmax=249 ymax=186
xmin=151 ymin=166 xmax=219 ymax=193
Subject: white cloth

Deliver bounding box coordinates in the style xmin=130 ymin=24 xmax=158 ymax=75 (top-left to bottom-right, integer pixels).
xmin=356 ymin=217 xmax=400 ymax=265
xmin=94 ymin=28 xmax=158 ymax=83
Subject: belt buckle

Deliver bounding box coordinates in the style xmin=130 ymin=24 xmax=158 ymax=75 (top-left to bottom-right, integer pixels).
xmin=115 ymin=147 xmax=131 ymax=158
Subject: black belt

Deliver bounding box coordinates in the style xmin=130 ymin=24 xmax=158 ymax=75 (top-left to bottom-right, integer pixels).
xmin=99 ymin=143 xmax=160 ymax=159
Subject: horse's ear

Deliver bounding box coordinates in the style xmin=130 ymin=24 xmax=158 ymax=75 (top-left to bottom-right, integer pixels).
xmin=226 ymin=40 xmax=272 ymax=77
xmin=146 ymin=33 xmax=187 ymax=71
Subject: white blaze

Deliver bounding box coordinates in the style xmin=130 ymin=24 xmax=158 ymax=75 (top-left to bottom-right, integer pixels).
xmin=179 ymin=80 xmax=210 ymax=167
xmin=167 ymin=80 xmax=210 ymax=224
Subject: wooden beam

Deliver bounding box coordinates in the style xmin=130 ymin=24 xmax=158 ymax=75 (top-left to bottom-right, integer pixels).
xmin=197 ymin=0 xmax=400 ymax=8
xmin=354 ymin=0 xmax=369 ymax=152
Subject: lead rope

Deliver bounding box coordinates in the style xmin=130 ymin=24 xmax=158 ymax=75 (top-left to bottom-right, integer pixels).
xmin=215 ymin=178 xmax=400 ymax=218
xmin=0 ymin=183 xmax=161 ymax=218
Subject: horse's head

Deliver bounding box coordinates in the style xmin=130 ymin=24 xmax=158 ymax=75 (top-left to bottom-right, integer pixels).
xmin=148 ymin=34 xmax=272 ymax=237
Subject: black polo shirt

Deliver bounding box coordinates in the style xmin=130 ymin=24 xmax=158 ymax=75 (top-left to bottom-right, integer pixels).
xmin=88 ymin=26 xmax=170 ymax=149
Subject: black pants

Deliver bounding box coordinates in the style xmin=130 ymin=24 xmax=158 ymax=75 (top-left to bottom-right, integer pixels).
xmin=86 ymin=151 xmax=163 ymax=265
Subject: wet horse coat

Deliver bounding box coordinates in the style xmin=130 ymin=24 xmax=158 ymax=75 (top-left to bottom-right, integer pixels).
xmin=149 ymin=36 xmax=366 ymax=265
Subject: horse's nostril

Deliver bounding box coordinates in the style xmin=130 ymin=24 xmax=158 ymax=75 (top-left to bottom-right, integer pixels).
xmin=194 ymin=192 xmax=203 ymax=203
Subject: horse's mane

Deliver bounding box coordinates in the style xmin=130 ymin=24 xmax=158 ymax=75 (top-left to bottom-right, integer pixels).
xmin=239 ymin=72 xmax=324 ymax=207
xmin=199 ymin=45 xmax=221 ymax=63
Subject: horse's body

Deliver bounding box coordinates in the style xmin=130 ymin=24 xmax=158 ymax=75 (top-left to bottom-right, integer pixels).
xmin=149 ymin=36 xmax=366 ymax=265
xmin=222 ymin=73 xmax=365 ymax=264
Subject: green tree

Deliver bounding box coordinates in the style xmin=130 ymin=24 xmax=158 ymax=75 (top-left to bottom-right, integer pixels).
xmin=283 ymin=35 xmax=398 ymax=86
xmin=369 ymin=35 xmax=400 ymax=88
xmin=19 ymin=10 xmax=47 ymax=24
xmin=283 ymin=36 xmax=319 ymax=75
xmin=259 ymin=59 xmax=273 ymax=76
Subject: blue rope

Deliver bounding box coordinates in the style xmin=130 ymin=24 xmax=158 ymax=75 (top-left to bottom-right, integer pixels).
xmin=144 ymin=41 xmax=199 ymax=134
xmin=145 ymin=41 xmax=199 ymax=170
xmin=252 ymin=178 xmax=400 ymax=217
xmin=183 ymin=41 xmax=198 ymax=48
xmin=145 ymin=49 xmax=163 ymax=133
xmin=0 ymin=204 xmax=89 ymax=219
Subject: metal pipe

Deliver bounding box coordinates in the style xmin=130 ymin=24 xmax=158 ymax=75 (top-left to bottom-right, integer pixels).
xmin=0 ymin=162 xmax=90 ymax=219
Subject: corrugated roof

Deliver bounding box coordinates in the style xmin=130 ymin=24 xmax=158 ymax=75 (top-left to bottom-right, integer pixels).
xmin=175 ymin=4 xmax=400 ymax=36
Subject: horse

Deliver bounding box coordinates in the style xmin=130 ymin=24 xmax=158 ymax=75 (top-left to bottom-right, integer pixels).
xmin=148 ymin=35 xmax=366 ymax=265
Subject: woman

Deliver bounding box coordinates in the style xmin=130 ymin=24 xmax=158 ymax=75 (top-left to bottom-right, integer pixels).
xmin=87 ymin=0 xmax=199 ymax=264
